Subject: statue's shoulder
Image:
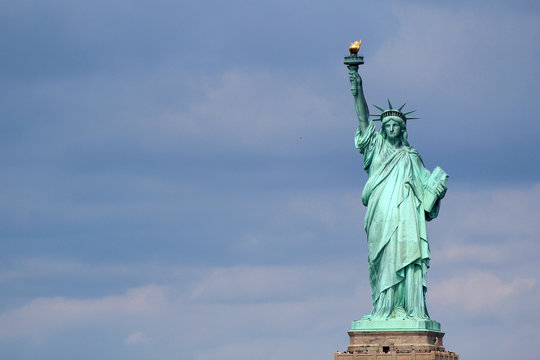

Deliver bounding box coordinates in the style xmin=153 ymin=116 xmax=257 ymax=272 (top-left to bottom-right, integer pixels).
xmin=404 ymin=146 xmax=421 ymax=157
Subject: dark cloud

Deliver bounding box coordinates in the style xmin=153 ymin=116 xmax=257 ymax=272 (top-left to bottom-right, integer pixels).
xmin=0 ymin=1 xmax=539 ymax=359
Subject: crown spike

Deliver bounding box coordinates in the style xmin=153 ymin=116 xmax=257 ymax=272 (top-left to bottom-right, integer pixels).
xmin=372 ymin=104 xmax=385 ymax=112
xmin=406 ymin=117 xmax=420 ymax=120
xmin=387 ymin=99 xmax=393 ymax=109
xmin=398 ymin=103 xmax=406 ymax=112
xmin=403 ymin=110 xmax=416 ymax=115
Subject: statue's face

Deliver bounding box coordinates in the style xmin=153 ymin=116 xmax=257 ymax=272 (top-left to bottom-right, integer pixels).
xmin=384 ymin=119 xmax=402 ymax=139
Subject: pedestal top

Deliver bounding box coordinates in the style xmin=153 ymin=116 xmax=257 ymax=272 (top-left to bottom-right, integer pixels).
xmin=351 ymin=319 xmax=441 ymax=332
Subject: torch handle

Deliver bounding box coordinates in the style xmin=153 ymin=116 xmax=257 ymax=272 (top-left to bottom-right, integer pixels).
xmin=347 ymin=65 xmax=360 ymax=96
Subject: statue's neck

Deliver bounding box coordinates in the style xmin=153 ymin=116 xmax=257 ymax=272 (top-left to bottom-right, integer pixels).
xmin=387 ymin=137 xmax=403 ymax=148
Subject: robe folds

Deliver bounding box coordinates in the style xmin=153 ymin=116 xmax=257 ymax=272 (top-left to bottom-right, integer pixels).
xmin=355 ymin=122 xmax=440 ymax=320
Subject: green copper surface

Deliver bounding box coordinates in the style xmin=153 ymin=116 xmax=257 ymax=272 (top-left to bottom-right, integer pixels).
xmin=345 ymin=51 xmax=448 ymax=326
xmin=351 ymin=319 xmax=441 ymax=332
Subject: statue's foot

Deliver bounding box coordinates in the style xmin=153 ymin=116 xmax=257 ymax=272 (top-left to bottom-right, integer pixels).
xmin=360 ymin=315 xmax=372 ymax=320
xmin=389 ymin=307 xmax=408 ymax=319
xmin=409 ymin=314 xmax=430 ymax=320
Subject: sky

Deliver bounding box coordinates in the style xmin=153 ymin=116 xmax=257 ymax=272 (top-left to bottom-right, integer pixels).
xmin=0 ymin=0 xmax=539 ymax=359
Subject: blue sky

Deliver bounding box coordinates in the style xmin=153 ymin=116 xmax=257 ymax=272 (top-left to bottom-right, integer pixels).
xmin=0 ymin=1 xmax=539 ymax=359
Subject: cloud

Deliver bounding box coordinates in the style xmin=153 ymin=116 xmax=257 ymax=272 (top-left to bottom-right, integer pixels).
xmin=447 ymin=185 xmax=540 ymax=237
xmin=430 ymin=272 xmax=537 ymax=313
xmin=0 ymin=285 xmax=166 ymax=341
xmin=137 ymin=69 xmax=338 ymax=156
xmin=190 ymin=263 xmax=359 ymax=303
xmin=1 ymin=1 xmax=539 ymax=359
xmin=429 ymin=184 xmax=540 ymax=267
xmin=0 ymin=260 xmax=366 ymax=342
xmin=124 ymin=331 xmax=145 ymax=345
xmin=1 ymin=204 xmax=540 ymax=359
xmin=359 ymin=3 xmax=540 ymax=185
xmin=368 ymin=4 xmax=540 ymax=104
xmin=433 ymin=241 xmax=515 ymax=264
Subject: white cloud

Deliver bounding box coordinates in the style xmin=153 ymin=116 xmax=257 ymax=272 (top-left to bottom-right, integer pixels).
xmin=1 ymin=184 xmax=540 ymax=359
xmin=446 ymin=184 xmax=540 ymax=237
xmin=0 ymin=284 xmax=166 ymax=341
xmin=431 ymin=272 xmax=536 ymax=313
xmin=432 ymin=241 xmax=514 ymax=264
xmin=124 ymin=331 xmax=145 ymax=345
xmin=368 ymin=4 xmax=540 ymax=106
xmin=429 ymin=184 xmax=540 ymax=265
xmin=135 ymin=70 xmax=338 ymax=155
xmin=283 ymin=189 xmax=365 ymax=229
xmin=0 ymin=261 xmax=367 ymax=356
xmin=189 ymin=263 xmax=360 ymax=303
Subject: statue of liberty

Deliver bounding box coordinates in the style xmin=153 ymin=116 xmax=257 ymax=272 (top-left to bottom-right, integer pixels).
xmin=346 ymin=42 xmax=448 ymax=322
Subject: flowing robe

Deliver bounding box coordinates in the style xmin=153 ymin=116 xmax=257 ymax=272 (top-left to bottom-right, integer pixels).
xmin=355 ymin=122 xmax=440 ymax=320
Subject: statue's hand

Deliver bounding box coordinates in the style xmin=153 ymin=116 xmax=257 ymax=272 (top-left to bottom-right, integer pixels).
xmin=348 ymin=71 xmax=362 ymax=88
xmin=435 ymin=184 xmax=447 ymax=199
xmin=348 ymin=71 xmax=361 ymax=96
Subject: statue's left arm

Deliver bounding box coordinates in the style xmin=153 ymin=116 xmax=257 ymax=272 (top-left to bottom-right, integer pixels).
xmin=436 ymin=184 xmax=447 ymax=200
xmin=425 ymin=180 xmax=447 ymax=221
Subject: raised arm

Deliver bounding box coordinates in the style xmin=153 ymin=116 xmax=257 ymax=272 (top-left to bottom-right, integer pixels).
xmin=348 ymin=70 xmax=369 ymax=133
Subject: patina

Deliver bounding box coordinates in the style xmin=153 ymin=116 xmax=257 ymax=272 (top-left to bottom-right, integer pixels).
xmin=345 ymin=41 xmax=448 ymax=324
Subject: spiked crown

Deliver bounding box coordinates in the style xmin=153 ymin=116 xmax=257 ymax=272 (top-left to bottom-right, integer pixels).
xmin=369 ymin=99 xmax=419 ymax=123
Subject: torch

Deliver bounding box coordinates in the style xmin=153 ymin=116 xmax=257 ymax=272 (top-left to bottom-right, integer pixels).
xmin=344 ymin=41 xmax=364 ymax=96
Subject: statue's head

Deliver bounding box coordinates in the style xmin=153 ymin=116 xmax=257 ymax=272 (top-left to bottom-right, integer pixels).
xmin=381 ymin=116 xmax=409 ymax=146
xmin=382 ymin=117 xmax=405 ymax=137
xmin=371 ymin=100 xmax=418 ymax=146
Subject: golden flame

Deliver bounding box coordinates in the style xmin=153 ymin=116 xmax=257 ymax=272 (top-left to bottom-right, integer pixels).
xmin=349 ymin=40 xmax=362 ymax=54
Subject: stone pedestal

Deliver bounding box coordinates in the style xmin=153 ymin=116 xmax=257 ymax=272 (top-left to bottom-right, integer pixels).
xmin=347 ymin=330 xmax=446 ymax=353
xmin=334 ymin=350 xmax=459 ymax=359
xmin=334 ymin=324 xmax=459 ymax=359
